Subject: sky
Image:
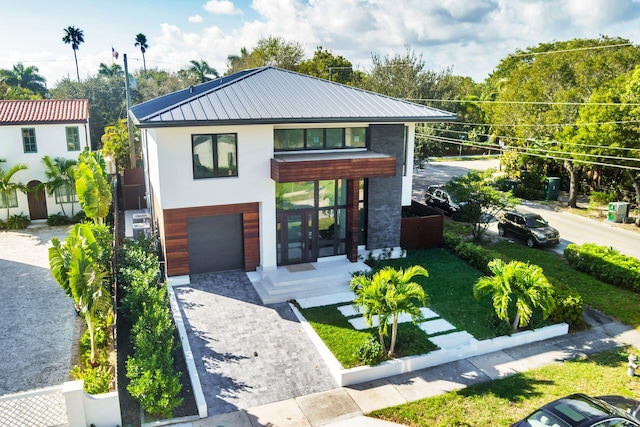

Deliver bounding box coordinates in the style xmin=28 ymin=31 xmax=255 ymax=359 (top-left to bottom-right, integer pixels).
xmin=3 ymin=0 xmax=640 ymax=87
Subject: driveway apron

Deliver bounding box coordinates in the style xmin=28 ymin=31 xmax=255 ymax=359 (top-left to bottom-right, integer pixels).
xmin=173 ymin=271 xmax=338 ymax=416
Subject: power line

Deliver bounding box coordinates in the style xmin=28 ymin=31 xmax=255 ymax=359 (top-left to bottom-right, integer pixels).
xmin=408 ymin=98 xmax=640 ymax=107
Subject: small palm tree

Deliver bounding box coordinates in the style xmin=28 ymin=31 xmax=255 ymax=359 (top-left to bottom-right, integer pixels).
xmin=41 ymin=156 xmax=78 ymax=217
xmin=351 ymin=271 xmax=391 ymax=355
xmin=62 ymin=26 xmax=85 ymax=82
xmin=0 ymin=63 xmax=47 ymax=96
xmin=97 ymin=62 xmax=123 ymax=78
xmin=0 ymin=160 xmax=28 ymax=221
xmin=134 ymin=33 xmax=149 ymax=72
xmin=188 ymin=59 xmax=219 ymax=83
xmin=473 ymin=259 xmax=556 ymax=332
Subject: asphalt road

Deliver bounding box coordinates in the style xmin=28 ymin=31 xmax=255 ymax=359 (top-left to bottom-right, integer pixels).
xmin=413 ymin=158 xmax=640 ymax=259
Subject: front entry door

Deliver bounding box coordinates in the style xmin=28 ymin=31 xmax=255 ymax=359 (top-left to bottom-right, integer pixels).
xmin=279 ymin=211 xmax=315 ymax=265
xmin=27 ymin=180 xmax=47 ymax=220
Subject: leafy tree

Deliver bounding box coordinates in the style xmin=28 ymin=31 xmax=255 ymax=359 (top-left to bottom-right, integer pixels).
xmin=187 ymin=59 xmax=219 ymax=83
xmin=1 ymin=86 xmax=42 ymax=100
xmin=0 ymin=63 xmax=47 ymax=96
xmin=0 ymin=160 xmax=28 ymax=221
xmin=75 ymin=151 xmax=112 ymax=225
xmin=101 ymin=118 xmax=137 ymax=171
xmin=226 ymin=47 xmax=253 ymax=74
xmin=62 ymin=26 xmax=85 ymax=81
xmin=134 ymin=68 xmax=189 ymax=101
xmin=297 ymin=46 xmax=362 ymax=85
xmin=225 ymin=36 xmax=305 ymax=73
xmin=134 ymin=33 xmax=149 ymax=73
xmin=97 ymin=62 xmax=123 ymax=78
xmin=40 ymin=156 xmax=78 ymax=217
xmin=49 ymin=223 xmax=112 ymax=365
xmin=351 ymin=266 xmax=429 ymax=357
xmin=473 ymin=259 xmax=555 ymax=332
xmin=444 ymin=168 xmax=518 ymax=241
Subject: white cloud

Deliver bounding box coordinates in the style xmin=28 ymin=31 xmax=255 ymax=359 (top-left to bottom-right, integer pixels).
xmin=203 ymin=0 xmax=243 ymax=15
xmin=189 ymin=14 xmax=204 ymax=23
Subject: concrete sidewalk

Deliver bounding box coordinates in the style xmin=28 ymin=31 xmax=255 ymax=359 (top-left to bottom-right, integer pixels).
xmin=190 ymin=311 xmax=640 ymax=427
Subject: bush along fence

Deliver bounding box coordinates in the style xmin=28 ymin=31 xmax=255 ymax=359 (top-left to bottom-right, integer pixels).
xmin=117 ymin=237 xmax=183 ymax=419
xmin=565 ymin=243 xmax=640 ymax=292
xmin=443 ymin=232 xmax=584 ymax=329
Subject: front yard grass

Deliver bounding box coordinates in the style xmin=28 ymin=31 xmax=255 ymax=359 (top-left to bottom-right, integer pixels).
xmin=299 ymin=248 xmax=522 ymax=369
xmin=370 ymin=347 xmax=640 ymax=426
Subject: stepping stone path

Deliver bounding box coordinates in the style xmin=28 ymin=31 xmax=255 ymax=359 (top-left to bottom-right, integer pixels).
xmin=297 ymin=293 xmax=479 ymax=351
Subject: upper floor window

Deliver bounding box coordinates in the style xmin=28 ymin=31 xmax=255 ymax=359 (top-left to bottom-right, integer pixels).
xmin=274 ymin=127 xmax=367 ymax=151
xmin=66 ymin=127 xmax=80 ymax=151
xmin=192 ymin=133 xmax=238 ymax=179
xmin=22 ymin=128 xmax=37 ymax=153
xmin=0 ymin=189 xmax=18 ymax=209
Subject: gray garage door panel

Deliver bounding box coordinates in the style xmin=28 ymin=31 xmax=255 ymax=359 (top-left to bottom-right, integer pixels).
xmin=187 ymin=214 xmax=244 ymax=274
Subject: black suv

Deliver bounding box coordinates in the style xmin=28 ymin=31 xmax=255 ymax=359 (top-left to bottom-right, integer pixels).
xmin=424 ymin=185 xmax=463 ymax=217
xmin=498 ymin=211 xmax=560 ymax=248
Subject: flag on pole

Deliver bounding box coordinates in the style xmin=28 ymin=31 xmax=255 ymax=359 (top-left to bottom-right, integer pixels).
xmin=112 ymin=47 xmax=119 ymax=59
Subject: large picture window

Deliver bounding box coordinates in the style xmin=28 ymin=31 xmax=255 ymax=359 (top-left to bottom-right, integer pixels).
xmin=22 ymin=128 xmax=37 ymax=153
xmin=192 ymin=133 xmax=238 ymax=179
xmin=66 ymin=127 xmax=80 ymax=151
xmin=0 ymin=189 xmax=18 ymax=209
xmin=274 ymin=127 xmax=367 ymax=151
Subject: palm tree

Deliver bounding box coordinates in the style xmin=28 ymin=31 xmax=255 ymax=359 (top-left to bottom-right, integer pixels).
xmin=41 ymin=156 xmax=78 ymax=217
xmin=350 ymin=271 xmax=392 ymax=355
xmin=473 ymin=259 xmax=556 ymax=332
xmin=49 ymin=223 xmax=111 ymax=365
xmin=0 ymin=160 xmax=28 ymax=221
xmin=384 ymin=266 xmax=429 ymax=356
xmin=188 ymin=59 xmax=219 ymax=83
xmin=0 ymin=63 xmax=47 ymax=95
xmin=62 ymin=26 xmax=85 ymax=82
xmin=75 ymin=151 xmax=112 ymax=225
xmin=134 ymin=33 xmax=148 ymax=73
xmin=97 ymin=62 xmax=123 ymax=78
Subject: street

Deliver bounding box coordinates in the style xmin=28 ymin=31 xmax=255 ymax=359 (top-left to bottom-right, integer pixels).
xmin=413 ymin=158 xmax=640 ymax=259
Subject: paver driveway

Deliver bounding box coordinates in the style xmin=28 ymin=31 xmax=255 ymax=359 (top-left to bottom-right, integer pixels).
xmin=0 ymin=226 xmax=77 ymax=395
xmin=173 ymin=271 xmax=338 ymax=416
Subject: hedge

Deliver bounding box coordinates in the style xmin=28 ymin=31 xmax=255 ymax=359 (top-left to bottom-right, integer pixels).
xmin=564 ymin=243 xmax=640 ymax=292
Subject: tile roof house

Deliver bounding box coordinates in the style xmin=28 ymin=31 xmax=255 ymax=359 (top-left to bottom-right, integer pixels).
xmin=130 ymin=66 xmax=455 ymax=302
xmin=0 ymin=99 xmax=90 ymax=221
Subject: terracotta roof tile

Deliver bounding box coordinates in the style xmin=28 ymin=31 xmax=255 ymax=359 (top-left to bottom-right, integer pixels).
xmin=0 ymin=99 xmax=89 ymax=124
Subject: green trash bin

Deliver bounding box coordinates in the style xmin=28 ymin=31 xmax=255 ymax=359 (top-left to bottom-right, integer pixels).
xmin=544 ymin=177 xmax=561 ymax=201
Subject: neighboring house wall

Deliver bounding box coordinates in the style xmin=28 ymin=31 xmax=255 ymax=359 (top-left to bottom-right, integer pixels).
xmin=0 ymin=123 xmax=89 ymax=219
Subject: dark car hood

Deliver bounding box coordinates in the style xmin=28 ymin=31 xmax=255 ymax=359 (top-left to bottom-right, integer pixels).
xmin=533 ymin=225 xmax=559 ymax=237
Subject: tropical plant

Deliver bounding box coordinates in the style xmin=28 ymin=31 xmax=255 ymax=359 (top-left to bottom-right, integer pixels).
xmin=75 ymin=151 xmax=112 ymax=224
xmin=49 ymin=223 xmax=112 ymax=365
xmin=97 ymin=62 xmax=123 ymax=78
xmin=134 ymin=33 xmax=148 ymax=73
xmin=0 ymin=160 xmax=28 ymax=221
xmin=0 ymin=63 xmax=47 ymax=96
xmin=473 ymin=259 xmax=555 ymax=332
xmin=101 ymin=118 xmax=134 ymax=171
xmin=350 ymin=271 xmax=391 ymax=355
xmin=62 ymin=26 xmax=85 ymax=81
xmin=41 ymin=156 xmax=78 ymax=217
xmin=188 ymin=59 xmax=219 ymax=83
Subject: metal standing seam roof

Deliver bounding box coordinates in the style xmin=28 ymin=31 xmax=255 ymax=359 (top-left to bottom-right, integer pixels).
xmin=0 ymin=99 xmax=90 ymax=124
xmin=130 ymin=66 xmax=457 ymax=127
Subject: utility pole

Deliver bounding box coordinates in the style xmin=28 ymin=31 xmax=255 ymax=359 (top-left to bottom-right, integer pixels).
xmin=124 ymin=54 xmax=136 ymax=169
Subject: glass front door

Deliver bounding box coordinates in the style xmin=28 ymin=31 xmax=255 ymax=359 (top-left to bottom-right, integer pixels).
xmin=278 ymin=210 xmax=315 ymax=265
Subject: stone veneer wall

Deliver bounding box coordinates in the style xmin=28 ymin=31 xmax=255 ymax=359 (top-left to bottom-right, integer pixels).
xmin=366 ymin=124 xmax=404 ymax=249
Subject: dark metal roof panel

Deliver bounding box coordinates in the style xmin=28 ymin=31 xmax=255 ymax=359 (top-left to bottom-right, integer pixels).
xmin=130 ymin=67 xmax=456 ymax=126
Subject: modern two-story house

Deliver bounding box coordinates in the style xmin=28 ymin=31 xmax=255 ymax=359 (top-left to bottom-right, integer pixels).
xmin=130 ymin=67 xmax=455 ymax=301
xmin=0 ymin=99 xmax=90 ymax=221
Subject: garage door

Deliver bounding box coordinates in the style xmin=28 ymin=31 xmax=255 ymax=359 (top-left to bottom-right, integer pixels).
xmin=187 ymin=214 xmax=244 ymax=274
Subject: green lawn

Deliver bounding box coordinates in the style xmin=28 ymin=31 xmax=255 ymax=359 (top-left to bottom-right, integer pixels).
xmin=370 ymin=347 xmax=640 ymax=426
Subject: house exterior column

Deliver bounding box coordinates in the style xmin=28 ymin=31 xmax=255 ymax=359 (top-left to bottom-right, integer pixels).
xmin=346 ymin=179 xmax=359 ymax=262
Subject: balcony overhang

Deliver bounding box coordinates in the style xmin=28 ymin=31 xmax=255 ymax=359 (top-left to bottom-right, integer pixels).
xmin=271 ymin=151 xmax=397 ymax=182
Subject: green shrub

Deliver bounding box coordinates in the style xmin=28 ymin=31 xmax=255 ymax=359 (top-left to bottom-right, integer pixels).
xmin=0 ymin=218 xmax=5 ymax=230
xmin=356 ymin=335 xmax=383 ymax=366
xmin=565 ymin=243 xmax=640 ymax=292
xmin=6 ymin=213 xmax=30 ymax=229
xmin=442 ymin=230 xmax=463 ymax=251
xmin=71 ymin=365 xmax=112 ymax=395
xmin=453 ymin=241 xmax=504 ymax=275
xmin=589 ymin=191 xmax=618 ymax=207
xmin=72 ymin=210 xmax=87 ymax=223
xmin=550 ymin=287 xmax=584 ymax=327
xmin=47 ymin=213 xmax=72 ymax=226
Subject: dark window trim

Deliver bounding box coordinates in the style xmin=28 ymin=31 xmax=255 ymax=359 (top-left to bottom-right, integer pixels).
xmin=0 ymin=189 xmax=18 ymax=209
xmin=66 ymin=126 xmax=81 ymax=151
xmin=22 ymin=128 xmax=37 ymax=153
xmin=191 ymin=133 xmax=238 ymax=180
xmin=274 ymin=127 xmax=368 ymax=152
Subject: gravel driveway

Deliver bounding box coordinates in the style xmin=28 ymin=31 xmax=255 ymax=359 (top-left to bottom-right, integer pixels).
xmin=0 ymin=226 xmax=78 ymax=395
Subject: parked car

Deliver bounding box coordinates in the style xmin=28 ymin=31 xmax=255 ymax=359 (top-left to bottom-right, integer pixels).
xmin=424 ymin=185 xmax=464 ymax=218
xmin=511 ymin=393 xmax=640 ymax=426
xmin=498 ymin=211 xmax=560 ymax=248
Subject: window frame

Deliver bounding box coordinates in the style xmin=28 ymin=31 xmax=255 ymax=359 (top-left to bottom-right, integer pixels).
xmin=22 ymin=128 xmax=37 ymax=153
xmin=0 ymin=189 xmax=18 ymax=209
xmin=191 ymin=133 xmax=238 ymax=179
xmin=274 ymin=127 xmax=367 ymax=152
xmin=54 ymin=184 xmax=78 ymax=204
xmin=65 ymin=126 xmax=81 ymax=151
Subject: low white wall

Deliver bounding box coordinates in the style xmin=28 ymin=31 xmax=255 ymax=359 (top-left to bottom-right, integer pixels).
xmin=290 ymin=304 xmax=568 ymax=387
xmin=63 ymin=380 xmax=122 ymax=427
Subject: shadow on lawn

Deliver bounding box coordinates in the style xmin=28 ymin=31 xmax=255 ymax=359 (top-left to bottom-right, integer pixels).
xmin=457 ymin=373 xmax=555 ymax=403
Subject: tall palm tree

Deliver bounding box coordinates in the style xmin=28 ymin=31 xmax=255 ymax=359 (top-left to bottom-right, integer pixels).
xmin=41 ymin=156 xmax=78 ymax=217
xmin=473 ymin=259 xmax=556 ymax=332
xmin=188 ymin=59 xmax=219 ymax=83
xmin=97 ymin=62 xmax=123 ymax=78
xmin=0 ymin=161 xmax=28 ymax=221
xmin=134 ymin=33 xmax=148 ymax=73
xmin=384 ymin=266 xmax=429 ymax=356
xmin=62 ymin=26 xmax=85 ymax=82
xmin=0 ymin=63 xmax=47 ymax=95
